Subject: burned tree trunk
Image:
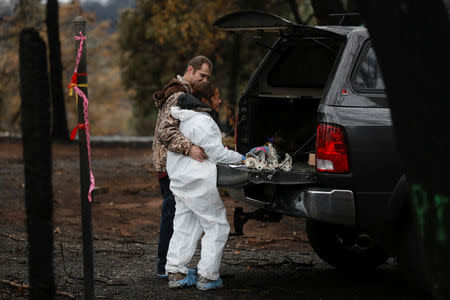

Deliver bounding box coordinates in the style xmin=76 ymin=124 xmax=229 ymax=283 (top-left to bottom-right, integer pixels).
xmin=359 ymin=1 xmax=450 ymax=298
xmin=287 ymin=0 xmax=304 ymax=24
xmin=46 ymin=0 xmax=69 ymax=140
xmin=19 ymin=28 xmax=55 ymax=299
xmin=226 ymin=33 xmax=241 ymax=131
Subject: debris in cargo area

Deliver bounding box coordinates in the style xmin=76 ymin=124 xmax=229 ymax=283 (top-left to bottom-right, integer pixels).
xmin=308 ymin=153 xmax=316 ymax=166
xmin=244 ymin=142 xmax=292 ymax=171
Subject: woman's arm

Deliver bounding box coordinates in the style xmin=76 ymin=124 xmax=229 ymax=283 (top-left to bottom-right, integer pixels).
xmin=195 ymin=117 xmax=243 ymax=164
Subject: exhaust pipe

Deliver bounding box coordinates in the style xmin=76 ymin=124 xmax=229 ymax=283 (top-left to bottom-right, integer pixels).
xmin=355 ymin=233 xmax=372 ymax=250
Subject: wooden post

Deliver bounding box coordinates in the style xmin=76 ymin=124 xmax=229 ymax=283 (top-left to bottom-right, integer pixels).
xmin=19 ymin=28 xmax=55 ymax=299
xmin=74 ymin=16 xmax=95 ymax=300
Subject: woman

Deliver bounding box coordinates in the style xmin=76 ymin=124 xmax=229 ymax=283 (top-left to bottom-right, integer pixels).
xmin=165 ymin=82 xmax=244 ymax=290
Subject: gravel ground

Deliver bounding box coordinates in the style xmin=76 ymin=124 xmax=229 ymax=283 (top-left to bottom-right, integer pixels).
xmin=0 ymin=141 xmax=431 ymax=299
xmin=0 ymin=232 xmax=429 ymax=300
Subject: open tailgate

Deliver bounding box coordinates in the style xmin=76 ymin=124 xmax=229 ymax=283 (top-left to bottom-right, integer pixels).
xmin=217 ymin=163 xmax=317 ymax=187
xmin=214 ymin=10 xmax=294 ymax=32
xmin=214 ymin=10 xmax=346 ymax=38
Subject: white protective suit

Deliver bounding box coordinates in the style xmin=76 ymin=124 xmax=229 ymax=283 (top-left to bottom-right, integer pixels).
xmin=165 ymin=106 xmax=242 ymax=281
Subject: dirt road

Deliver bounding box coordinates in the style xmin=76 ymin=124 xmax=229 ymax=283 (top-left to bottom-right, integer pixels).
xmin=0 ymin=141 xmax=429 ymax=299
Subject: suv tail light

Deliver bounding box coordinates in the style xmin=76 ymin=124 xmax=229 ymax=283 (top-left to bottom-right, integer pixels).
xmin=316 ymin=124 xmax=349 ymax=173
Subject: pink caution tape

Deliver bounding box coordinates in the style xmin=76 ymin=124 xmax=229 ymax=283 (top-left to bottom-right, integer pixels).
xmin=68 ymin=31 xmax=95 ymax=203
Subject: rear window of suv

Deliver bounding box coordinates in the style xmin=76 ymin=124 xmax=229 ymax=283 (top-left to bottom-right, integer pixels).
xmin=352 ymin=46 xmax=386 ymax=91
xmin=267 ymin=38 xmax=342 ymax=89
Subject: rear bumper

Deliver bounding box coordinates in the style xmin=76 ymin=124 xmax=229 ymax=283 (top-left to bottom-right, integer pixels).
xmin=302 ymin=188 xmax=355 ymax=225
xmin=226 ymin=187 xmax=355 ymax=226
xmin=217 ymin=163 xmax=355 ymax=225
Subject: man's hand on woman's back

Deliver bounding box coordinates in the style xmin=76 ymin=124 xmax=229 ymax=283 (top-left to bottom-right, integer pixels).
xmin=189 ymin=145 xmax=208 ymax=162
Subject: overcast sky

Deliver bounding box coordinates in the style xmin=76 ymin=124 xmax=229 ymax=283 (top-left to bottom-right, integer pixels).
xmin=56 ymin=0 xmax=110 ymax=3
xmin=0 ymin=0 xmax=111 ymax=4
xmin=58 ymin=0 xmax=110 ymax=3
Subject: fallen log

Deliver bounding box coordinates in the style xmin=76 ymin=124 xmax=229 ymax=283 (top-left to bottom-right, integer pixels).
xmin=0 ymin=279 xmax=75 ymax=299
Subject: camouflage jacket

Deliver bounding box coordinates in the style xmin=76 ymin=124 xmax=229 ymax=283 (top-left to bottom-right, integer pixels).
xmin=152 ymin=75 xmax=192 ymax=173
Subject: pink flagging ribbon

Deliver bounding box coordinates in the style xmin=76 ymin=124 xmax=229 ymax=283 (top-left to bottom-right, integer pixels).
xmin=68 ymin=32 xmax=87 ymax=95
xmin=74 ymin=32 xmax=86 ymax=73
xmin=68 ymin=31 xmax=95 ymax=203
xmin=74 ymin=86 xmax=95 ymax=203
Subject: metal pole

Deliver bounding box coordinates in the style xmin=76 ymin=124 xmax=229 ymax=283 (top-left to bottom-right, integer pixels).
xmin=74 ymin=16 xmax=95 ymax=300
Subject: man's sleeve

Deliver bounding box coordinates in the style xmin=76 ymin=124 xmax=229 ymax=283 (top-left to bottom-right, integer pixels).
xmin=157 ymin=93 xmax=192 ymax=156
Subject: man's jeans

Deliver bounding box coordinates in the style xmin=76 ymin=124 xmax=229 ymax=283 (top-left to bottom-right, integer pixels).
xmin=157 ymin=175 xmax=176 ymax=274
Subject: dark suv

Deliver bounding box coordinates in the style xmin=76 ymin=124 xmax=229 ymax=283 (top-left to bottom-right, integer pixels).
xmin=214 ymin=11 xmax=402 ymax=269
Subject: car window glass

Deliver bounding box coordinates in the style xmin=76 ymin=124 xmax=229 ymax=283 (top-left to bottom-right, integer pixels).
xmin=352 ymin=47 xmax=385 ymax=90
xmin=267 ymin=39 xmax=341 ymax=89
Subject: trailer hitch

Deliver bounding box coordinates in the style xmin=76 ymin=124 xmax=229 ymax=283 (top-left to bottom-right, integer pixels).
xmin=230 ymin=207 xmax=283 ymax=236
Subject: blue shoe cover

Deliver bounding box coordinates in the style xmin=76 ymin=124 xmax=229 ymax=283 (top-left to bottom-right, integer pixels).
xmin=159 ymin=268 xmax=194 ymax=279
xmin=168 ymin=274 xmax=198 ymax=289
xmin=187 ymin=268 xmax=197 ymax=276
xmin=196 ymin=277 xmax=223 ymax=290
xmin=156 ymin=273 xmax=168 ymax=279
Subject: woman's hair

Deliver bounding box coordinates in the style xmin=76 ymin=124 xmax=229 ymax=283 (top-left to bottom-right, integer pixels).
xmin=191 ymin=82 xmax=216 ymax=105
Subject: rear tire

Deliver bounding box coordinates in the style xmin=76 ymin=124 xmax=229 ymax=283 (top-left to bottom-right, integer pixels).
xmin=306 ymin=219 xmax=388 ymax=270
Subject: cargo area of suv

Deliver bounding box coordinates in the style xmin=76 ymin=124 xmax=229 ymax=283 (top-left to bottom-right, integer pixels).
xmin=237 ymin=36 xmax=344 ymax=168
xmin=216 ymin=12 xmax=346 ymax=208
xmin=214 ymin=11 xmax=400 ymax=270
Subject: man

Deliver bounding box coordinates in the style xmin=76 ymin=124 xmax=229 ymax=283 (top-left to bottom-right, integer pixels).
xmin=152 ymin=55 xmax=212 ymax=278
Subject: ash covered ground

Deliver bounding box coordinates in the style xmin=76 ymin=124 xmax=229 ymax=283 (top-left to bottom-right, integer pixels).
xmin=0 ymin=142 xmax=429 ymax=299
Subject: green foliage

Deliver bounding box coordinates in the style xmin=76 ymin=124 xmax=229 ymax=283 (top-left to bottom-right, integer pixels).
xmin=118 ymin=0 xmax=239 ymax=135
xmin=0 ymin=0 xmax=324 ymax=136
xmin=118 ymin=0 xmax=312 ymax=136
xmin=0 ymin=0 xmax=45 ymax=132
xmin=0 ymin=1 xmax=132 ymax=136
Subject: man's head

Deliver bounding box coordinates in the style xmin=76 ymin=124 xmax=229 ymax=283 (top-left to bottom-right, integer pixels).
xmin=183 ymin=55 xmax=212 ymax=87
xmin=192 ymin=82 xmax=222 ymax=113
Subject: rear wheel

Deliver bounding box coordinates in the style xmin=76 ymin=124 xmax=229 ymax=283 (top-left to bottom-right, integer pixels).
xmin=306 ymin=219 xmax=388 ymax=270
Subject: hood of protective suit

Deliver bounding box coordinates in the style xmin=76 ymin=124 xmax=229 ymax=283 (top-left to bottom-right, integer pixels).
xmin=177 ymin=93 xmax=218 ymax=122
xmin=167 ymin=106 xmax=243 ymax=201
xmin=170 ymin=105 xmax=200 ymax=122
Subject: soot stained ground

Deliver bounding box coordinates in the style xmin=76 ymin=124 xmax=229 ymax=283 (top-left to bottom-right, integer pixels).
xmin=0 ymin=142 xmax=429 ymax=299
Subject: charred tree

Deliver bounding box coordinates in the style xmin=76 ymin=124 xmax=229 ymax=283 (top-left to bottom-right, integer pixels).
xmin=224 ymin=33 xmax=241 ymax=133
xmin=287 ymin=0 xmax=304 ymax=24
xmin=46 ymin=0 xmax=69 ymax=140
xmin=19 ymin=28 xmax=55 ymax=299
xmin=359 ymin=1 xmax=450 ymax=298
